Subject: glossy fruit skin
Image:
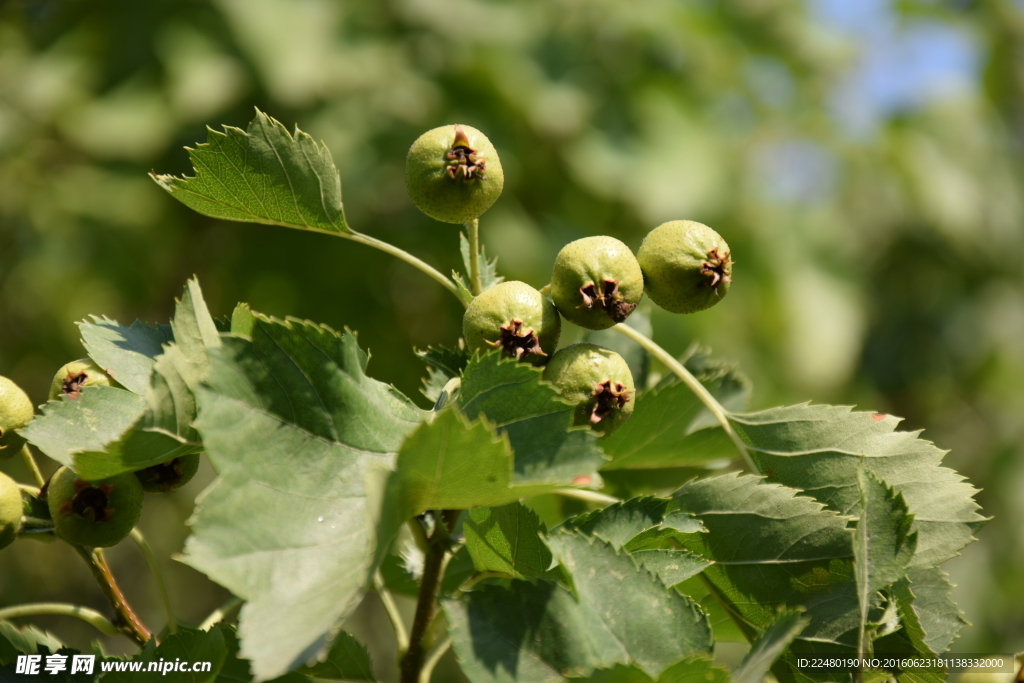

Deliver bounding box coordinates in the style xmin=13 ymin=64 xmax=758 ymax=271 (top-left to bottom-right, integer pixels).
xmin=463 ymin=281 xmax=561 ymax=366
xmin=636 ymin=220 xmax=732 ymax=314
xmin=543 ymin=343 xmax=635 ymax=436
xmin=406 ymin=124 xmax=504 ymax=224
xmin=48 ymin=359 xmax=116 ymax=401
xmin=0 ymin=376 xmax=34 ymax=462
xmin=135 ymin=453 xmax=201 ymax=493
xmin=550 ymin=236 xmax=644 ymax=330
xmin=47 ymin=467 xmax=143 ymax=548
xmin=0 ymin=472 xmax=21 ymax=550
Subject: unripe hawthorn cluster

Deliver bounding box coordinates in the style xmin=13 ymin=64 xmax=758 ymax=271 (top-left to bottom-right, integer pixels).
xmin=0 ymin=364 xmax=202 ymax=551
xmin=406 ymin=126 xmax=733 ymax=436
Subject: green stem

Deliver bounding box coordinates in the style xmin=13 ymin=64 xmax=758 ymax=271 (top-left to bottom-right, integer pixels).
xmin=129 ymin=528 xmax=177 ymax=634
xmin=0 ymin=603 xmax=120 ymax=637
xmin=20 ymin=445 xmax=46 ymax=488
xmin=344 ymin=231 xmax=468 ymax=306
xmin=374 ymin=571 xmax=409 ymax=653
xmin=611 ymin=323 xmax=760 ymax=474
xmin=72 ymin=545 xmax=151 ymax=647
xmin=465 ymin=218 xmax=483 ymax=296
xmin=419 ymin=636 xmax=452 ymax=683
xmin=199 ymin=596 xmax=243 ymax=631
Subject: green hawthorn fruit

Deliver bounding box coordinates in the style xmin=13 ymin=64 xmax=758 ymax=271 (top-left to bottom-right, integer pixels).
xmin=0 ymin=472 xmax=22 ymax=550
xmin=135 ymin=453 xmax=201 ymax=493
xmin=636 ymin=220 xmax=733 ymax=314
xmin=0 ymin=375 xmax=34 ymax=462
xmin=48 ymin=359 xmax=116 ymax=401
xmin=543 ymin=343 xmax=635 ymax=436
xmin=463 ymin=281 xmax=561 ymax=366
xmin=47 ymin=467 xmax=143 ymax=547
xmin=406 ymin=124 xmax=504 ymax=224
xmin=550 ymin=236 xmax=644 ymax=330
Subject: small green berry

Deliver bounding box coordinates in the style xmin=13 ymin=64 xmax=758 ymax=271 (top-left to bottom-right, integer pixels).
xmin=463 ymin=281 xmax=561 ymax=366
xmin=0 ymin=472 xmax=22 ymax=550
xmin=636 ymin=220 xmax=732 ymax=314
xmin=0 ymin=375 xmax=34 ymax=462
xmin=135 ymin=453 xmax=201 ymax=493
xmin=550 ymin=236 xmax=644 ymax=330
xmin=48 ymin=359 xmax=116 ymax=401
xmin=47 ymin=466 xmax=143 ymax=548
xmin=406 ymin=124 xmax=504 ymax=224
xmin=543 ymin=343 xmax=635 ymax=436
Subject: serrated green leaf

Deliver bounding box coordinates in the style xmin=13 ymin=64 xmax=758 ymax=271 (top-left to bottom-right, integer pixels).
xmin=465 ymin=502 xmax=553 ymax=579
xmin=893 ymin=567 xmax=967 ymax=655
xmin=671 ymin=473 xmax=863 ymax=652
xmin=658 ymin=657 xmax=732 ymax=683
xmin=558 ymin=496 xmax=669 ymax=550
xmin=854 ymin=468 xmax=917 ymax=654
xmin=729 ymin=404 xmax=986 ymax=568
xmin=296 ymin=631 xmax=375 ymax=681
xmin=733 ymin=608 xmax=809 ymax=683
xmin=151 ymin=110 xmax=350 ymax=234
xmin=79 ymin=316 xmax=173 ymax=395
xmin=99 ymin=627 xmax=227 ymax=683
xmin=444 ymin=533 xmax=711 ymax=682
xmin=23 ymin=279 xmax=217 ymax=478
xmin=631 ymin=549 xmax=711 ymax=587
xmin=460 ymin=232 xmax=504 ymax=293
xmin=0 ymin=620 xmax=65 ymax=665
xmin=600 ymin=351 xmax=750 ymax=470
xmin=184 ymin=317 xmax=423 ymax=681
xmin=416 ymin=343 xmax=470 ymax=402
xmin=458 ymin=353 xmax=607 ymax=485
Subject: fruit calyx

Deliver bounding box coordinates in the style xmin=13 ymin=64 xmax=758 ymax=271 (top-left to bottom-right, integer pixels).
xmin=486 ymin=319 xmax=546 ymax=360
xmin=61 ymin=480 xmax=117 ymax=523
xmin=578 ymin=279 xmax=637 ymax=323
xmin=446 ymin=125 xmax=486 ymax=181
xmin=701 ymin=248 xmax=733 ymax=290
xmin=589 ymin=380 xmax=632 ymax=425
xmin=61 ymin=371 xmax=92 ymax=400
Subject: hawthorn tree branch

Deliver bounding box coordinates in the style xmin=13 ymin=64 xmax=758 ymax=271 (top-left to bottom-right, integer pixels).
xmin=400 ymin=511 xmax=459 ymax=683
xmin=73 ymin=545 xmax=151 ymax=647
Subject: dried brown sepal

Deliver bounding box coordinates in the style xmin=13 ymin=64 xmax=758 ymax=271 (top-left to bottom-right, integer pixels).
xmin=485 ymin=319 xmax=547 ymax=360
xmin=700 ymin=248 xmax=733 ymax=290
xmin=61 ymin=480 xmax=117 ymax=523
xmin=446 ymin=124 xmax=487 ymax=181
xmin=62 ymin=371 xmax=91 ymax=400
xmin=589 ymin=380 xmax=632 ymax=425
xmin=578 ymin=279 xmax=637 ymax=323
xmin=142 ymin=459 xmax=186 ymax=489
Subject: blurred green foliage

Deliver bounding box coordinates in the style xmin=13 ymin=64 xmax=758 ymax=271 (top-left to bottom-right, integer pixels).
xmin=1 ymin=0 xmax=1022 ymax=672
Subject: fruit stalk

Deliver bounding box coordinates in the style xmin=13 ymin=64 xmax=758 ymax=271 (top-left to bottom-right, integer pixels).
xmin=466 ymin=218 xmax=483 ymax=296
xmin=20 ymin=445 xmax=45 ymax=488
xmin=611 ymin=323 xmax=759 ymax=474
xmin=400 ymin=510 xmax=458 ymax=683
xmin=73 ymin=544 xmax=152 ymax=647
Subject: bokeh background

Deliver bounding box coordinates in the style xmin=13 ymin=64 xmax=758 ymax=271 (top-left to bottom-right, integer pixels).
xmin=1 ymin=0 xmax=1022 ymax=676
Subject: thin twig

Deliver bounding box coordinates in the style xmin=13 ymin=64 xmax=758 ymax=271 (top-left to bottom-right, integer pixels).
xmin=612 ymin=323 xmax=760 ymax=474
xmin=466 ymin=218 xmax=482 ymax=296
xmin=72 ymin=545 xmax=151 ymax=647
xmin=199 ymin=596 xmax=243 ymax=631
xmin=129 ymin=528 xmax=177 ymax=634
xmin=374 ymin=571 xmax=409 ymax=653
xmin=20 ymin=445 xmax=46 ymax=488
xmin=0 ymin=603 xmax=120 ymax=637
xmin=419 ymin=636 xmax=452 ymax=683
